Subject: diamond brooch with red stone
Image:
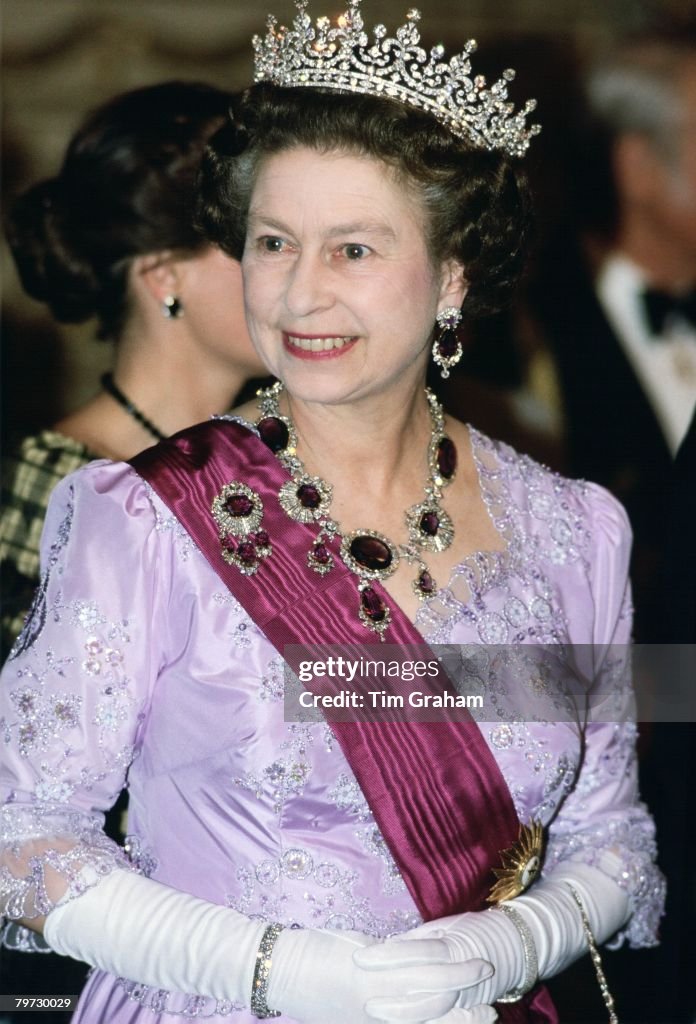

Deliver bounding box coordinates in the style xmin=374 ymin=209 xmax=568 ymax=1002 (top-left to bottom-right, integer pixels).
xmin=278 ymin=474 xmax=333 ymax=524
xmin=211 ymin=482 xmax=271 ymax=575
xmin=405 ymin=502 xmax=455 ymax=554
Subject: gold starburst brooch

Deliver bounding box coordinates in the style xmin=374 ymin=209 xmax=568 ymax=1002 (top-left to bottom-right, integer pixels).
xmin=487 ymin=820 xmax=544 ymax=903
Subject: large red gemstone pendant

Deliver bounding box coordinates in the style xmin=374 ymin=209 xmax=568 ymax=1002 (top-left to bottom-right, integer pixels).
xmin=349 ymin=535 xmax=393 ymax=571
xmin=340 ymin=530 xmax=400 ymax=581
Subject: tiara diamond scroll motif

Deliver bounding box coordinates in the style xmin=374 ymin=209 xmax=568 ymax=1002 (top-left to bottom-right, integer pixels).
xmin=253 ymin=0 xmax=540 ymax=157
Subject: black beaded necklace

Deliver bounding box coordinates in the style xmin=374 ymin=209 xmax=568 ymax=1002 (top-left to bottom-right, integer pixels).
xmin=101 ymin=373 xmax=167 ymax=442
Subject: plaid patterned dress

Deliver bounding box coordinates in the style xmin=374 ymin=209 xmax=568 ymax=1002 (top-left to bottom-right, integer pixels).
xmin=1 ymin=430 xmax=93 ymax=658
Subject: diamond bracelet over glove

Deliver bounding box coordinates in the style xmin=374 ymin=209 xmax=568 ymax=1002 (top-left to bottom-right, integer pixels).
xmin=251 ymin=923 xmax=284 ymax=1019
xmin=494 ymin=903 xmax=538 ymax=1002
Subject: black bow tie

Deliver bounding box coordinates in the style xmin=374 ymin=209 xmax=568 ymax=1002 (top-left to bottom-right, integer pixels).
xmin=641 ymin=287 xmax=696 ymax=336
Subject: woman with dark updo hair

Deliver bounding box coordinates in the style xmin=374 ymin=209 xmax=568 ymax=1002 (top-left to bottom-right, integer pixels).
xmin=0 ymin=5 xmax=662 ymax=1024
xmin=1 ymin=80 xmax=266 ymax=656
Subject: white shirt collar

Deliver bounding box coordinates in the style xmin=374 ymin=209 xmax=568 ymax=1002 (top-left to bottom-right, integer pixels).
xmin=595 ymin=253 xmax=696 ymax=456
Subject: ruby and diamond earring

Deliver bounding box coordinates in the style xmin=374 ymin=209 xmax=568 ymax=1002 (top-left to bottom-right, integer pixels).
xmin=432 ymin=306 xmax=463 ymax=379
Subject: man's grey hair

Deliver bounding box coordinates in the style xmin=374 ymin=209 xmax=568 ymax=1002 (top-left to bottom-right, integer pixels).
xmin=586 ymin=39 xmax=695 ymax=160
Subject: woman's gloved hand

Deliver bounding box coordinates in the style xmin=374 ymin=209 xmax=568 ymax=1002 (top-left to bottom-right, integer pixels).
xmin=428 ymin=1007 xmax=498 ymax=1024
xmin=44 ymin=867 xmax=493 ymax=1022
xmin=269 ymin=928 xmax=494 ymax=1024
xmin=355 ymin=859 xmax=630 ymax=1011
xmin=355 ymin=912 xmax=520 ymax=1013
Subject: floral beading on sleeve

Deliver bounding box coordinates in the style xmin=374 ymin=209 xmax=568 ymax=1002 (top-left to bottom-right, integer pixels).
xmin=0 ymin=462 xmax=171 ymax=933
xmin=544 ymin=485 xmax=665 ymax=948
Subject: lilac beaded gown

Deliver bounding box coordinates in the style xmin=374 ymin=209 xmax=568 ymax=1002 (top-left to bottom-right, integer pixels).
xmin=0 ymin=427 xmax=664 ymax=1023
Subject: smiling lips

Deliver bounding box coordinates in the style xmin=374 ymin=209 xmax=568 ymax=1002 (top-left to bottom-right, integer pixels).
xmin=283 ymin=332 xmax=358 ymax=358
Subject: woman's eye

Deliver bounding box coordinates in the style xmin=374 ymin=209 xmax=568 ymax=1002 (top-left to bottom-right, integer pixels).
xmin=340 ymin=243 xmax=370 ymax=261
xmin=260 ymin=236 xmax=285 ymax=253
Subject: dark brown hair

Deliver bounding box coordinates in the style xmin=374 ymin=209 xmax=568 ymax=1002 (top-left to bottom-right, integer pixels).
xmin=196 ymin=83 xmax=533 ymax=319
xmin=6 ymin=81 xmax=235 ymax=340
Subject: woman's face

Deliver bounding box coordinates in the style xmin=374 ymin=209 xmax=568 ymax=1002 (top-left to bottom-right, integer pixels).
xmin=241 ymin=146 xmax=464 ymax=406
xmin=180 ymin=246 xmax=267 ymax=380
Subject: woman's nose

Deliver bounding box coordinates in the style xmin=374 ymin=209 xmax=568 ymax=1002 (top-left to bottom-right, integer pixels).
xmin=284 ymin=250 xmax=334 ymax=317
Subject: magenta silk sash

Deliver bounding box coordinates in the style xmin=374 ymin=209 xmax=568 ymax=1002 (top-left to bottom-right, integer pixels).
xmin=130 ymin=419 xmax=557 ymax=1024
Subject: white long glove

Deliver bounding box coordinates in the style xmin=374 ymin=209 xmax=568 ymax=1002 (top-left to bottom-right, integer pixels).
xmin=432 ymin=1008 xmax=498 ymax=1024
xmin=431 ymin=1007 xmax=497 ymax=1024
xmin=269 ymin=927 xmax=493 ymax=1023
xmin=354 ymin=857 xmax=630 ymax=1015
xmin=44 ymin=868 xmax=493 ymax=1023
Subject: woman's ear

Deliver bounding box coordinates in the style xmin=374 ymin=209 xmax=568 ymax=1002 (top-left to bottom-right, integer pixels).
xmin=437 ymin=258 xmax=468 ymax=313
xmin=131 ymin=251 xmax=183 ymax=305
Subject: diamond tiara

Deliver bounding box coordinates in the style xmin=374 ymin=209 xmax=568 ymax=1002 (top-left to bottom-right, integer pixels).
xmin=252 ymin=0 xmax=540 ymax=157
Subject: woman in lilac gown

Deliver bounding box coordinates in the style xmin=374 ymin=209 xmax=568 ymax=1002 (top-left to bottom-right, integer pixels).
xmin=0 ymin=3 xmax=664 ymax=1023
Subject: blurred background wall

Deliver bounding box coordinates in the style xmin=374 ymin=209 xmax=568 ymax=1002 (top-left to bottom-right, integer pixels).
xmin=1 ymin=0 xmax=693 ymax=441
